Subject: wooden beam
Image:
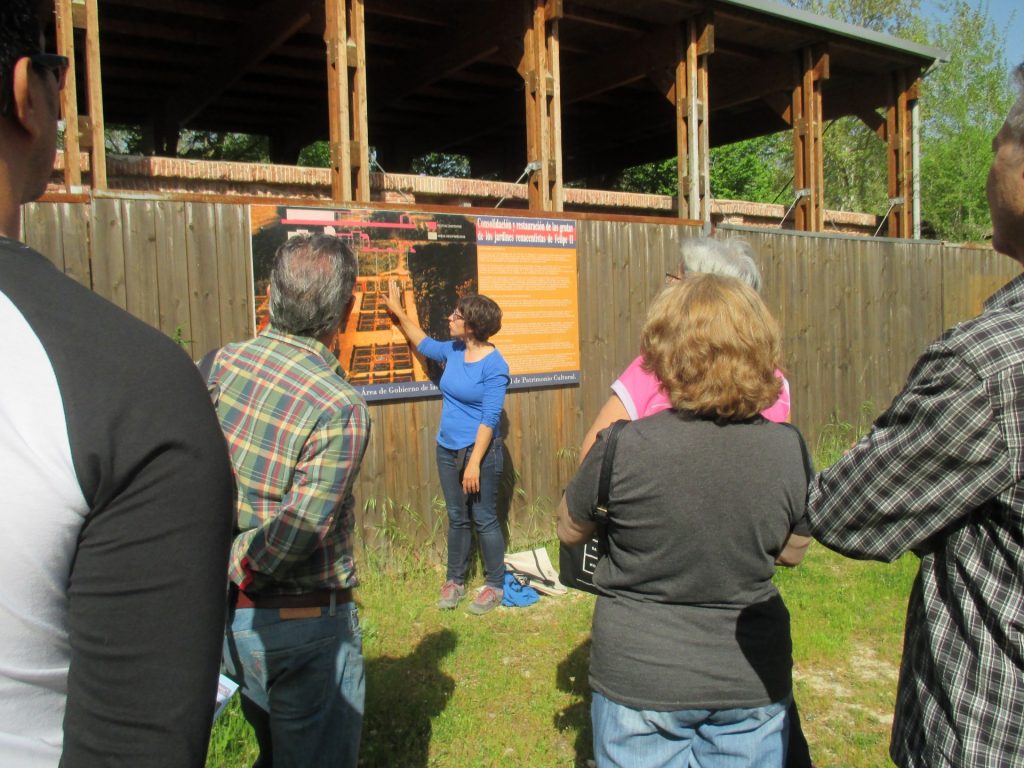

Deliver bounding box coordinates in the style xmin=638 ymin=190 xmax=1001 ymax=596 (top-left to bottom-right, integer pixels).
xmin=522 ymin=0 xmax=564 ymax=211
xmin=791 ymin=46 xmax=828 ymax=232
xmin=100 ymin=0 xmax=236 ymax=22
xmin=84 ymin=0 xmax=107 ymax=190
xmin=562 ymin=2 xmax=648 ymax=33
xmin=548 ymin=7 xmax=564 ymax=210
xmin=163 ymin=0 xmax=318 ymax=126
xmin=325 ymin=0 xmax=351 ymax=201
xmin=96 ymin=18 xmax=225 ymax=47
xmin=363 ymin=0 xmax=448 ymax=27
xmin=562 ymin=26 xmax=676 ymax=104
xmin=374 ymin=2 xmax=520 ymax=109
xmin=886 ymin=69 xmax=914 ymax=237
xmin=711 ymin=53 xmax=798 ymax=112
xmin=348 ymin=0 xmax=370 ymax=202
xmin=55 ymin=0 xmax=81 ymax=191
xmin=672 ymin=18 xmax=710 ymax=220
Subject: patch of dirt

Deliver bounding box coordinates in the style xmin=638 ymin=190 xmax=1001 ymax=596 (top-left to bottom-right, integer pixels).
xmin=796 ymin=642 xmax=899 ymax=727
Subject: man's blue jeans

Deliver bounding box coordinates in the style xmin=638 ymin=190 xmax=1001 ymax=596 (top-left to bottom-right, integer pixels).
xmin=592 ymin=691 xmax=791 ymax=768
xmin=436 ymin=438 xmax=505 ymax=589
xmin=223 ymin=600 xmax=364 ymax=768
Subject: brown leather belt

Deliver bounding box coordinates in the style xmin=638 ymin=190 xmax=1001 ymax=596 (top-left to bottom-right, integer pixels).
xmin=234 ymin=588 xmax=353 ymax=610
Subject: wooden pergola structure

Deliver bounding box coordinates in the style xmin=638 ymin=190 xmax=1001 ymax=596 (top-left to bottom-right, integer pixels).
xmin=51 ymin=0 xmax=944 ymax=235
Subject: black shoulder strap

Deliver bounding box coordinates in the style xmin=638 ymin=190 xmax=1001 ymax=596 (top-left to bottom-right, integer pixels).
xmin=595 ymin=420 xmax=628 ymax=521
xmin=197 ymin=348 xmax=219 ymax=382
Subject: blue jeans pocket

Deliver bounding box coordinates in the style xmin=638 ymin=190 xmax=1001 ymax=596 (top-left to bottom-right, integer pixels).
xmin=255 ymin=635 xmax=340 ymax=717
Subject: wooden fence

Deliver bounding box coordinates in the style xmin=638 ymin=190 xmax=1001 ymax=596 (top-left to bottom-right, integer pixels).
xmin=21 ymin=196 xmax=1021 ymax=551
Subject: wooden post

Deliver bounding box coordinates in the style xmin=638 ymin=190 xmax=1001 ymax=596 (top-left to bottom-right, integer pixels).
xmin=546 ymin=3 xmax=564 ymax=212
xmin=348 ymin=0 xmax=370 ymax=202
xmin=83 ymin=0 xmax=106 ymax=190
xmin=521 ymin=0 xmax=563 ymax=212
xmin=886 ymin=70 xmax=915 ymax=238
xmin=54 ymin=0 xmax=81 ymax=191
xmin=673 ymin=18 xmax=711 ymax=221
xmin=325 ymin=0 xmax=351 ymax=202
xmin=324 ymin=0 xmax=368 ymax=203
xmin=791 ymin=46 xmax=827 ymax=231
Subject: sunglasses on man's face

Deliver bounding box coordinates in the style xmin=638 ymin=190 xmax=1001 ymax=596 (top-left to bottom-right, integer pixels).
xmin=31 ymin=53 xmax=70 ymax=90
xmin=0 ymin=52 xmax=70 ymax=117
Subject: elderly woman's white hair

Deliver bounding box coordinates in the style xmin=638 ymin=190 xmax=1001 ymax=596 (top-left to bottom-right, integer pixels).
xmin=679 ymin=237 xmax=762 ymax=293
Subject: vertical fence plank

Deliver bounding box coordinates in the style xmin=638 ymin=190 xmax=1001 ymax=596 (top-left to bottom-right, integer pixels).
xmin=214 ymin=203 xmax=252 ymax=344
xmin=155 ymin=200 xmax=193 ymax=350
xmin=59 ymin=203 xmax=92 ymax=288
xmin=91 ymin=197 xmax=128 ymax=308
xmin=185 ymin=203 xmax=223 ymax=357
xmin=121 ymin=199 xmax=161 ymax=328
xmin=22 ymin=203 xmax=65 ymax=270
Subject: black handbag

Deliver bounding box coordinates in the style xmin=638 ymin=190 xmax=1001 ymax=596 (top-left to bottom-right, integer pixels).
xmin=558 ymin=420 xmax=627 ymax=595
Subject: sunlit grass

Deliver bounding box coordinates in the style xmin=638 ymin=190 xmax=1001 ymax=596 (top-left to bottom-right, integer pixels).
xmin=209 ymin=409 xmax=917 ymax=767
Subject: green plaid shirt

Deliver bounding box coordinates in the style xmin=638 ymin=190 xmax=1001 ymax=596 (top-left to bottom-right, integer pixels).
xmin=208 ymin=328 xmax=371 ymax=594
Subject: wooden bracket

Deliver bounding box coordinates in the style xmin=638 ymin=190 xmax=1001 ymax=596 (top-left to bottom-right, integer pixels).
xmin=544 ymin=0 xmax=563 ymax=21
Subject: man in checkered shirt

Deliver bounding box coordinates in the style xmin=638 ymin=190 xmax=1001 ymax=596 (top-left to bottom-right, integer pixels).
xmin=807 ymin=63 xmax=1024 ymax=768
xmin=207 ymin=233 xmax=371 ymax=768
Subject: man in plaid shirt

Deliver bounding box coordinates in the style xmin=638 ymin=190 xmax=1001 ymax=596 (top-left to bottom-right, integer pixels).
xmin=807 ymin=63 xmax=1024 ymax=768
xmin=208 ymin=233 xmax=371 ymax=768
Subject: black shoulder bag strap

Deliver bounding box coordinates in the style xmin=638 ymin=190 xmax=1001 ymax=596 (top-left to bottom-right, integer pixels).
xmin=197 ymin=348 xmax=219 ymax=382
xmin=594 ymin=420 xmax=628 ymax=522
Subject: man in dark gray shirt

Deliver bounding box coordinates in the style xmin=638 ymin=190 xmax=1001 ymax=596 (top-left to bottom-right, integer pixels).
xmin=0 ymin=3 xmax=233 ymax=764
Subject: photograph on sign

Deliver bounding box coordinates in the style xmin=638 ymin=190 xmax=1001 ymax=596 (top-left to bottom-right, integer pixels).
xmin=250 ymin=205 xmax=580 ymax=401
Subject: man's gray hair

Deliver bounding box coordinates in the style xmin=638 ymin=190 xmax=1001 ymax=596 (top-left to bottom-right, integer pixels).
xmin=1007 ymin=62 xmax=1024 ymax=143
xmin=679 ymin=237 xmax=762 ymax=293
xmin=269 ymin=233 xmax=358 ymax=338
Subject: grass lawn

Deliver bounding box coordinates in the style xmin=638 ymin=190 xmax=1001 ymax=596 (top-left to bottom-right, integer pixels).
xmin=207 ymin=541 xmax=918 ymax=768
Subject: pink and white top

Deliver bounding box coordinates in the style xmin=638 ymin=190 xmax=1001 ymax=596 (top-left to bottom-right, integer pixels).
xmin=611 ymin=355 xmax=791 ymax=423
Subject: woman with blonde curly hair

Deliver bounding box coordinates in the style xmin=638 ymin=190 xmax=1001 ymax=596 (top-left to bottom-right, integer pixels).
xmin=579 ymin=237 xmax=790 ymax=460
xmin=559 ymin=274 xmax=812 ymax=768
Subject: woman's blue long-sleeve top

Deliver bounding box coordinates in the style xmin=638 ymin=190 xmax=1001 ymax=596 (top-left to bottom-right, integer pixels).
xmin=417 ymin=337 xmax=510 ymax=450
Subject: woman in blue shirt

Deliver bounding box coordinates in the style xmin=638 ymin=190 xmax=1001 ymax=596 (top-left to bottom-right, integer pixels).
xmin=384 ymin=282 xmax=511 ymax=614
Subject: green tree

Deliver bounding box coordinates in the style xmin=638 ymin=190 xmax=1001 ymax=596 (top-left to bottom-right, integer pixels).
xmin=177 ymin=130 xmax=270 ymax=162
xmin=916 ymin=0 xmax=1014 ymax=241
xmin=616 ymin=157 xmax=676 ymax=196
xmin=710 ymin=134 xmax=792 ymax=203
xmin=410 ymin=152 xmax=471 ymax=177
xmin=782 ymin=0 xmax=1013 ymax=239
xmin=297 ymin=140 xmax=331 ymax=168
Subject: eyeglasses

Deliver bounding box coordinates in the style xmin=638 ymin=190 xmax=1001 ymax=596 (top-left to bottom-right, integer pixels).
xmin=30 ymin=53 xmax=70 ymax=91
xmin=450 ymin=311 xmax=464 ymax=321
xmin=664 ymin=272 xmax=682 ymax=285
xmin=1 ymin=52 xmax=70 ymax=118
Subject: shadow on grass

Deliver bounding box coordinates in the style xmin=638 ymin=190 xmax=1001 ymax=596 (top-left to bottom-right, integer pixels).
xmin=554 ymin=638 xmax=594 ymax=766
xmin=360 ymin=629 xmax=457 ymax=767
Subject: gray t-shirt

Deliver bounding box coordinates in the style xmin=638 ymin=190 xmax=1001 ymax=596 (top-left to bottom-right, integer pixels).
xmin=567 ymin=411 xmax=812 ymax=711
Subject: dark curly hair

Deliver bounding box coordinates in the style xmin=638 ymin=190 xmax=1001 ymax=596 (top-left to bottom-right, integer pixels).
xmin=1 ymin=1 xmax=43 ymax=111
xmin=457 ymin=294 xmax=502 ymax=343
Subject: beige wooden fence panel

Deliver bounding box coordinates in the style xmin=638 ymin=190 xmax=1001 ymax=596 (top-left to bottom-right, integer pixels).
xmin=737 ymin=229 xmax=947 ymax=445
xmin=21 ymin=202 xmax=91 ymax=288
xmin=154 ymin=201 xmax=193 ymax=346
xmin=19 ymin=196 xmax=1024 ymax=548
xmin=940 ymin=244 xmax=1021 ymax=330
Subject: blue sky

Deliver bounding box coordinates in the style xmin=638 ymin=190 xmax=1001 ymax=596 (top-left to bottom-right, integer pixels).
xmin=919 ymin=0 xmax=1022 ymax=69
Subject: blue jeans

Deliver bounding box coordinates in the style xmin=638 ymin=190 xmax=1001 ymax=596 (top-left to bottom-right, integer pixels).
xmin=223 ymin=600 xmax=364 ymax=768
xmin=592 ymin=691 xmax=791 ymax=768
xmin=436 ymin=439 xmax=505 ymax=589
